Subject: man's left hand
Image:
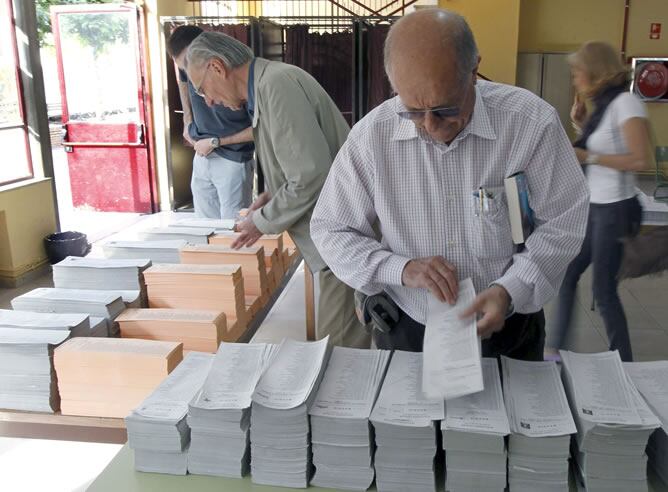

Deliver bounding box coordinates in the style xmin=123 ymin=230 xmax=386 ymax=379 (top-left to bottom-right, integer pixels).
xmin=459 ymin=284 xmax=511 ymax=339
xmin=194 ymin=139 xmax=215 ymax=157
xmin=231 ymin=213 xmax=263 ymax=249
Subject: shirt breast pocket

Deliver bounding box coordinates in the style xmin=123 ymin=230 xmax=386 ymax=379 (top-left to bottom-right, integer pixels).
xmin=469 ymin=186 xmax=515 ymax=259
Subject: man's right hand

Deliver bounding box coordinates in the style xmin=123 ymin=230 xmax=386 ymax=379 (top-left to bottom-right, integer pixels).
xmin=183 ymin=126 xmax=194 ymax=147
xmin=401 ymin=256 xmax=459 ymax=304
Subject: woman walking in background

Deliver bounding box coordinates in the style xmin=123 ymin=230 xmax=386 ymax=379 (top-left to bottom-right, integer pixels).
xmin=546 ymin=41 xmax=652 ymax=362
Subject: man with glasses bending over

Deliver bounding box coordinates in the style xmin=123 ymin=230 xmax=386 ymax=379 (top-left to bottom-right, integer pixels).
xmin=311 ymin=9 xmax=590 ymax=360
xmin=167 ymin=26 xmax=255 ymax=220
xmin=185 ymin=30 xmax=370 ymax=349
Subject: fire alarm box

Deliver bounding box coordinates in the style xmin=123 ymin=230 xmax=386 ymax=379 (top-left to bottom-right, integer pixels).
xmin=631 ymin=57 xmax=668 ymax=102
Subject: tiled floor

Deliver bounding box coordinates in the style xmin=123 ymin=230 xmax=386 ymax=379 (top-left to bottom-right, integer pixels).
xmin=542 ymin=266 xmax=668 ymax=361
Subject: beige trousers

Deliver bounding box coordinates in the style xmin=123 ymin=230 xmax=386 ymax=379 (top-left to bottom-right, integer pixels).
xmin=317 ymin=268 xmax=371 ymax=348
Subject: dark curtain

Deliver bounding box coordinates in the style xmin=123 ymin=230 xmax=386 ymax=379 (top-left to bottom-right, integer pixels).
xmin=284 ymin=24 xmax=311 ymax=71
xmin=285 ymin=25 xmax=354 ymax=125
xmin=366 ymin=24 xmax=393 ymax=111
xmin=200 ymin=23 xmax=251 ymax=45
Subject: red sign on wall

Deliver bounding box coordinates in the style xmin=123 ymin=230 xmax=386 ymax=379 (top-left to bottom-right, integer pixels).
xmin=651 ymin=23 xmax=662 ymax=40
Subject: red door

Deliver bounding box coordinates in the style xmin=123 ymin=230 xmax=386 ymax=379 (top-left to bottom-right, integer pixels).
xmin=51 ymin=4 xmax=156 ymax=213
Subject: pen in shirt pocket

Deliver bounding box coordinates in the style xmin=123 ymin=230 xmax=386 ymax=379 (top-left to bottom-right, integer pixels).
xmin=474 ymin=188 xmax=494 ymax=215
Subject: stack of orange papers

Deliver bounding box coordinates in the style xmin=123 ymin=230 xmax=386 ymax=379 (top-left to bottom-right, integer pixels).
xmin=209 ymin=233 xmax=285 ymax=290
xmin=282 ymin=232 xmax=299 ymax=267
xmin=54 ymin=338 xmax=183 ymax=418
xmin=117 ymin=308 xmax=227 ymax=353
xmin=144 ymin=264 xmax=247 ymax=333
xmin=180 ymin=245 xmax=269 ymax=317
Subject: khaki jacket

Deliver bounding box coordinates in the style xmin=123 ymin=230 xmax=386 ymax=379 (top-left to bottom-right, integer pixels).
xmin=250 ymin=58 xmax=350 ymax=272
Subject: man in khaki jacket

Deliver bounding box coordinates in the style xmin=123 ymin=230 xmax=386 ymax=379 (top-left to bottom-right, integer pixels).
xmin=186 ymin=31 xmax=369 ymax=348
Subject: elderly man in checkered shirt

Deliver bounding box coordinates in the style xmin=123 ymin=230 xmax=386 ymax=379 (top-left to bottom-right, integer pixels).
xmin=310 ymin=8 xmax=589 ymax=360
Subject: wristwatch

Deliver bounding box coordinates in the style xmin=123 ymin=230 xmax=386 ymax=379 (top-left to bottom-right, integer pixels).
xmin=210 ymin=137 xmax=220 ymax=148
xmin=585 ymin=153 xmax=599 ymax=165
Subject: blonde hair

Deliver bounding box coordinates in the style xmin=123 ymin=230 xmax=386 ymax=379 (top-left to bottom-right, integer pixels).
xmin=567 ymin=41 xmax=629 ymax=97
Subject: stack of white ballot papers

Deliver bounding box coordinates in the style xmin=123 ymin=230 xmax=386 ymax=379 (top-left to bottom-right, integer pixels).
xmin=501 ymin=356 xmax=576 ymax=492
xmin=187 ymin=343 xmax=274 ymax=477
xmin=52 ymin=256 xmax=151 ymax=291
xmin=560 ymin=350 xmax=660 ymax=492
xmin=126 ymin=352 xmax=213 ymax=475
xmin=423 ymin=278 xmax=483 ymax=400
xmin=103 ymin=240 xmax=187 ymax=264
xmin=0 ymin=310 xmax=90 ymax=338
xmin=169 ymin=216 xmax=235 ymax=232
xmin=0 ymin=328 xmax=69 ymax=412
xmin=11 ymin=288 xmax=127 ymax=322
xmin=625 ymin=361 xmax=668 ymax=485
xmin=138 ymin=227 xmax=214 ymax=244
xmin=250 ymin=337 xmax=331 ymax=488
xmin=309 ymin=347 xmax=391 ymax=491
xmin=371 ymin=350 xmax=444 ymax=492
xmin=442 ymin=358 xmax=509 ymax=492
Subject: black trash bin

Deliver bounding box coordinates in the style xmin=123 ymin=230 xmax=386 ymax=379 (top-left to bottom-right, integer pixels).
xmin=44 ymin=231 xmax=90 ymax=265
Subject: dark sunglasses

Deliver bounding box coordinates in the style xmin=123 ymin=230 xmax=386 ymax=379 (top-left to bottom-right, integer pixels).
xmin=396 ymin=105 xmax=461 ymax=121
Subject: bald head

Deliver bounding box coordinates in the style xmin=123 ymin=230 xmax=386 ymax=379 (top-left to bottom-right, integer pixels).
xmin=384 ymin=8 xmax=479 ymax=88
xmin=383 ymin=9 xmax=480 ymax=145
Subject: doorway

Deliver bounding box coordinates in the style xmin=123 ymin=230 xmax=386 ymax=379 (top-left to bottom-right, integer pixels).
xmin=44 ymin=2 xmax=157 ymax=241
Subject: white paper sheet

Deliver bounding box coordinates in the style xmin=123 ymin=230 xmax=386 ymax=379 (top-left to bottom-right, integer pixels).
xmin=422 ymin=278 xmax=483 ymax=400
xmin=309 ymin=347 xmax=390 ymax=419
xmin=502 ymin=356 xmax=576 ymax=437
xmin=0 ymin=328 xmax=69 ymax=346
xmin=251 ymin=337 xmax=329 ymax=410
xmin=371 ymin=350 xmax=444 ymax=427
xmin=0 ymin=309 xmax=88 ymax=329
xmin=625 ymin=361 xmax=668 ymax=431
xmin=560 ymin=350 xmax=642 ymax=425
xmin=54 ymin=257 xmax=151 ymax=269
xmin=134 ymin=352 xmax=214 ymax=421
xmin=197 ymin=343 xmax=271 ymax=410
xmin=444 ymin=358 xmax=510 ymax=435
xmin=169 ymin=217 xmax=235 ymax=230
xmin=104 ymin=240 xmax=188 ymax=250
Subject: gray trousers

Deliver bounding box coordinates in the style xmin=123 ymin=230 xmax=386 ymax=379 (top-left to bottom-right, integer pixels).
xmin=317 ymin=268 xmax=371 ymax=348
xmin=191 ymin=153 xmax=254 ymax=219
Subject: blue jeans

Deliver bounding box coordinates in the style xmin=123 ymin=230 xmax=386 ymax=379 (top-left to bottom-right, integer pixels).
xmin=191 ymin=153 xmax=254 ymax=219
xmin=550 ymin=196 xmax=642 ymax=361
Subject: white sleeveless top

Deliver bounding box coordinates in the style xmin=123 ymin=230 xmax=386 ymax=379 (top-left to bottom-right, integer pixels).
xmin=585 ymin=92 xmax=647 ymax=204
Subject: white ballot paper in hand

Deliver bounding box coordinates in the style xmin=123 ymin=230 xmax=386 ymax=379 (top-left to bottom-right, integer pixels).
xmin=422 ymin=277 xmax=483 ymax=400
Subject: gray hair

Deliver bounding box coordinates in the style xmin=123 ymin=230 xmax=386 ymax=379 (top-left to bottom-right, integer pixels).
xmin=384 ymin=9 xmax=479 ymax=85
xmin=186 ymin=31 xmax=254 ymax=71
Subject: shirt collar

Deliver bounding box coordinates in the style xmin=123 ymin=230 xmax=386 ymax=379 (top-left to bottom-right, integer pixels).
xmin=246 ymin=58 xmax=257 ymax=119
xmin=391 ymin=85 xmax=497 ymax=143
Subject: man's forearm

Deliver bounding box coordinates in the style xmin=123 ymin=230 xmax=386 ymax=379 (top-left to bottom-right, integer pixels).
xmin=220 ymin=126 xmax=254 ymax=146
xmin=177 ymin=80 xmax=193 ymax=125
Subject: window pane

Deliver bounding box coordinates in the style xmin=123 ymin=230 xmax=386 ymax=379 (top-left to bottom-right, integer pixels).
xmin=0 ymin=0 xmax=22 ymax=126
xmin=58 ymin=11 xmax=140 ymax=122
xmin=0 ymin=128 xmax=31 ymax=183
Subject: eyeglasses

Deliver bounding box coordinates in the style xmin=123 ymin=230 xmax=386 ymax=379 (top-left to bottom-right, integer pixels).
xmin=397 ymin=104 xmax=461 ymax=121
xmin=396 ymin=84 xmax=471 ymax=121
xmin=194 ymin=64 xmax=211 ymax=97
